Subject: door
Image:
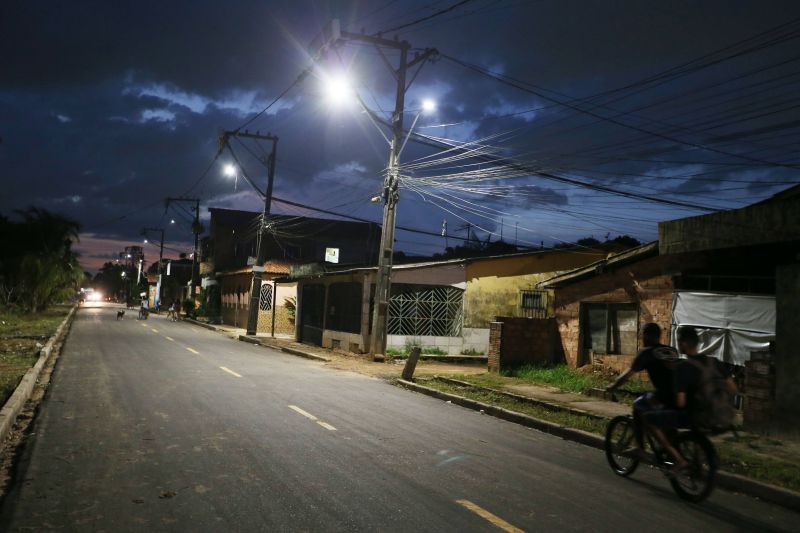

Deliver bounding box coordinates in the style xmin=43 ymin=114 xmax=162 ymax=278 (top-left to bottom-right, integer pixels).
xmin=299 ymin=284 xmax=325 ymax=346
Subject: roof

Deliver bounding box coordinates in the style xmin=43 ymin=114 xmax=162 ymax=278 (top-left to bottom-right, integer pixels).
xmin=277 ymin=244 xmax=620 ymax=282
xmin=537 ymin=241 xmax=659 ymax=288
xmin=215 ymin=260 xmax=297 ymax=277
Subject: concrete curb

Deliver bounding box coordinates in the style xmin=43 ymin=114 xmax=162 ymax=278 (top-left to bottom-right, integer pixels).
xmin=236 ymin=335 xmax=332 ymax=362
xmin=397 ymin=379 xmax=604 ymax=450
xmin=434 ymin=376 xmax=611 ymax=421
xmin=183 ymin=318 xmax=220 ymax=332
xmin=0 ymin=305 xmax=77 ymax=445
xmin=396 ymin=378 xmax=800 ymax=512
xmin=182 ymin=317 xmax=331 ymax=362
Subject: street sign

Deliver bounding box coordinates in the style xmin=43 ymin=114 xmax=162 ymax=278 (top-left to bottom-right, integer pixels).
xmin=325 ymin=247 xmax=339 ymax=264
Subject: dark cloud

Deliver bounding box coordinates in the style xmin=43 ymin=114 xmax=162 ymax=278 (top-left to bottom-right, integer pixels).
xmin=2 ymin=1 xmax=799 ymax=269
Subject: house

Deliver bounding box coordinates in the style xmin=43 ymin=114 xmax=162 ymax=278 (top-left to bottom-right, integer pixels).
xmin=199 ymin=207 xmax=381 ymax=334
xmin=280 ymin=246 xmax=617 ymax=355
xmin=537 ymin=185 xmax=800 ymax=418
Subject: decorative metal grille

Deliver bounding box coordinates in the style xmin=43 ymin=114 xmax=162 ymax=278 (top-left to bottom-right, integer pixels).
xmin=388 ymin=285 xmax=463 ymax=337
xmin=259 ymin=283 xmax=273 ymax=311
xmin=520 ymin=289 xmax=548 ymax=319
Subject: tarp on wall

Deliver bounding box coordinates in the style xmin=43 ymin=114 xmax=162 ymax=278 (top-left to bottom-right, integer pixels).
xmin=671 ymin=291 xmax=775 ymax=366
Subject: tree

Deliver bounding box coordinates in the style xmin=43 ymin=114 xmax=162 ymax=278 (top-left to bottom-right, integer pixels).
xmin=0 ymin=207 xmax=85 ymax=312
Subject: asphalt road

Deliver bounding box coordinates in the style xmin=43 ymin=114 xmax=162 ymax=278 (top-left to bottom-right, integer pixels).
xmin=1 ymin=303 xmax=798 ymax=532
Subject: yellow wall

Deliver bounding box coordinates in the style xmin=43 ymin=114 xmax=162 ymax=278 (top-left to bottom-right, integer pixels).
xmin=464 ymin=250 xmax=609 ymax=328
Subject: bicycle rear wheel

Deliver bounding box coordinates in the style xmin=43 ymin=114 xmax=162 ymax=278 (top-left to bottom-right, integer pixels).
xmin=669 ymin=432 xmax=717 ymax=503
xmin=605 ymin=416 xmax=640 ymax=476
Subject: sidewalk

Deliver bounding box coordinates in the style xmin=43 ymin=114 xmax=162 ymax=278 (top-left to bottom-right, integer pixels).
xmin=182 ymin=318 xmax=487 ymax=379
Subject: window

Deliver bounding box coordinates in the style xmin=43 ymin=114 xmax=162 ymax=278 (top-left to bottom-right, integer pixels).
xmin=388 ymin=284 xmax=463 ymax=337
xmin=582 ymin=303 xmax=638 ymax=355
xmin=259 ymin=284 xmax=273 ymax=311
xmin=520 ymin=289 xmax=548 ymax=318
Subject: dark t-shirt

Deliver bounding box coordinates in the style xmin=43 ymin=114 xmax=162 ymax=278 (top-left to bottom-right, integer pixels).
xmin=674 ymin=355 xmax=729 ymax=412
xmin=631 ymin=344 xmax=679 ymax=407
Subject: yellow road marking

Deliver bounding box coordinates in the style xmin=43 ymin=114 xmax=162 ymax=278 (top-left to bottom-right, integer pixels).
xmin=165 ymin=336 xmax=174 ymax=341
xmin=456 ymin=500 xmax=525 ymax=533
xmin=186 ymin=347 xmax=199 ymax=354
xmin=219 ymin=366 xmax=243 ymax=378
xmin=316 ymin=421 xmax=337 ymax=431
xmin=151 ymin=328 xmax=159 ymax=333
xmin=288 ymin=405 xmax=318 ymax=421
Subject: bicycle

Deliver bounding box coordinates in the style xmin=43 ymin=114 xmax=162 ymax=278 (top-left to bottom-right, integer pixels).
xmin=604 ymin=401 xmax=718 ymax=503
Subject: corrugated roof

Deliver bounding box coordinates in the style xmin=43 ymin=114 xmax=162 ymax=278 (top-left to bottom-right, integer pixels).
xmin=537 ymin=241 xmax=659 ymax=288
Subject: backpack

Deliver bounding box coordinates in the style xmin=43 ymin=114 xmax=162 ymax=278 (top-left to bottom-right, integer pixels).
xmin=687 ymin=356 xmax=736 ymax=433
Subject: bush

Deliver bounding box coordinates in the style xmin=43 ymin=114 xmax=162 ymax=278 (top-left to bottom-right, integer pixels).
xmin=421 ymin=347 xmax=448 ymax=355
xmin=460 ymin=348 xmax=485 ymax=356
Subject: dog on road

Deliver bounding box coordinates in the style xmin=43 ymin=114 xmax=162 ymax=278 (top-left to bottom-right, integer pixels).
xmin=116 ymin=310 xmax=125 ymax=320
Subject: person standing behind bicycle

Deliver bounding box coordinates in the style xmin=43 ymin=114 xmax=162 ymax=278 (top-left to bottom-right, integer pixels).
xmin=606 ymin=322 xmax=680 ymax=454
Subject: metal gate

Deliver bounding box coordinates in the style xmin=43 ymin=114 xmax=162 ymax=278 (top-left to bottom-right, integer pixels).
xmin=299 ymin=284 xmax=325 ymax=346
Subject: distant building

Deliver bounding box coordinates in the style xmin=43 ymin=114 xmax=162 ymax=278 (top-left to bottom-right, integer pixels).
xmin=199 ymin=207 xmax=381 ymax=334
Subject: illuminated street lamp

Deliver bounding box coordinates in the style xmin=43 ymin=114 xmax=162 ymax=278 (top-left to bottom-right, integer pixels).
xmin=223 ymin=163 xmax=239 ymax=191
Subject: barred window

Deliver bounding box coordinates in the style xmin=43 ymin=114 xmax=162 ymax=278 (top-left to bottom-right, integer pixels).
xmin=259 ymin=283 xmax=273 ymax=311
xmin=520 ymin=289 xmax=548 ymax=318
xmin=388 ymin=284 xmax=463 ymax=337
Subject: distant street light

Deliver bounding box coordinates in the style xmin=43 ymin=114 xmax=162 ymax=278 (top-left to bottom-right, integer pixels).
xmin=143 ymin=239 xmax=148 ymax=244
xmin=421 ymin=98 xmax=436 ymax=113
xmin=170 ymin=219 xmax=175 ymax=224
xmin=121 ymin=272 xmax=126 ymax=278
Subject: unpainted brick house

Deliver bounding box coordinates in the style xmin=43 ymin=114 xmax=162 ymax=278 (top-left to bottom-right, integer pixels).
xmin=537 ymin=185 xmax=800 ymax=421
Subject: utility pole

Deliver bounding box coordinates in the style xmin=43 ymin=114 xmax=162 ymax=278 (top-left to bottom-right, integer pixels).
xmin=142 ymin=227 xmax=165 ymax=307
xmin=165 ymin=197 xmax=201 ymax=304
xmin=219 ymin=130 xmax=279 ymax=336
xmin=310 ymin=22 xmax=437 ymax=355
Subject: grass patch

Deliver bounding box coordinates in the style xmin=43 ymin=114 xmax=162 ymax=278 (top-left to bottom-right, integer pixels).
xmin=419 ymin=378 xmax=607 ymax=435
xmin=717 ymin=441 xmax=800 ymax=493
xmin=0 ymin=305 xmax=70 ymax=405
xmin=421 ymin=347 xmax=448 ymax=355
xmin=460 ymin=348 xmax=485 ymax=356
xmin=0 ymin=305 xmax=70 ymax=337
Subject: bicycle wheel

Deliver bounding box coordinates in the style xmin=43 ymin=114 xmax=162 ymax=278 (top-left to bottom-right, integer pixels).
xmin=605 ymin=416 xmax=640 ymax=476
xmin=669 ymin=432 xmax=717 ymax=503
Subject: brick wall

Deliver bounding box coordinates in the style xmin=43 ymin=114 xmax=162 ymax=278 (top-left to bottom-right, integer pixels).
xmin=488 ymin=322 xmax=502 ymax=372
xmin=488 ymin=317 xmax=562 ymax=372
xmin=552 ymin=254 xmax=690 ymax=368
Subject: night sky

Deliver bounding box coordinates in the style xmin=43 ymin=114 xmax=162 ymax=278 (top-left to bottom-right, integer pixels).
xmin=2 ymin=1 xmax=799 ymax=271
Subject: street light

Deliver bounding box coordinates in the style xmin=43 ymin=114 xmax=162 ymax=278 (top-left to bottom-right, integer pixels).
xmin=323 ymin=74 xmax=354 ymax=107
xmin=170 ymin=219 xmax=175 ymax=224
xmin=398 ymin=98 xmax=437 ymax=158
xmin=223 ymin=163 xmax=238 ymax=191
xmin=143 ymin=239 xmax=148 ymax=244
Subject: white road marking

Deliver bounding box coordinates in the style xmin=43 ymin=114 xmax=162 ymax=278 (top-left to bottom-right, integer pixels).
xmin=456 ymin=500 xmax=525 ymax=533
xmin=165 ymin=336 xmax=175 ymax=341
xmin=316 ymin=421 xmax=337 ymax=431
xmin=151 ymin=328 xmax=159 ymax=333
xmin=141 ymin=323 xmax=148 ymax=328
xmin=219 ymin=366 xmax=242 ymax=378
xmin=186 ymin=347 xmax=199 ymax=354
xmin=288 ymin=405 xmax=318 ymax=421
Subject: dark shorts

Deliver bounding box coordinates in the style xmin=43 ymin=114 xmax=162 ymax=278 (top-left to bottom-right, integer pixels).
xmin=642 ymin=409 xmax=690 ymax=430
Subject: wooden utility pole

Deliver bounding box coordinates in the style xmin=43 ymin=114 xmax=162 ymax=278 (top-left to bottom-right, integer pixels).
xmin=219 ymin=130 xmax=279 ymax=336
xmin=165 ymin=197 xmax=201 ymax=305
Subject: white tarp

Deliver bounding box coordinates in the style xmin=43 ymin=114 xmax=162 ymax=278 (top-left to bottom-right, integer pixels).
xmin=671 ymin=291 xmax=775 ymax=366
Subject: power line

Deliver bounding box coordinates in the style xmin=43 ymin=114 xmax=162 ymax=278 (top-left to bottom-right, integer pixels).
xmin=376 ymin=0 xmax=477 ymax=34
